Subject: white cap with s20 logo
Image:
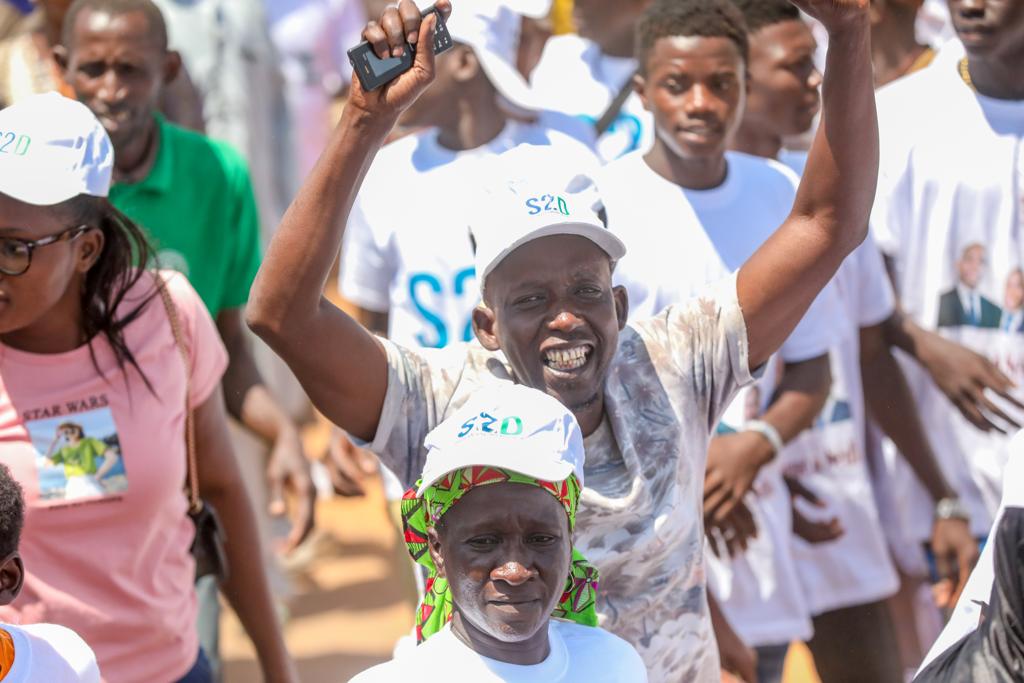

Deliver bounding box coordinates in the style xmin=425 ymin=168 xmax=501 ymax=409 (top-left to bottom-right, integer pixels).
xmin=0 ymin=92 xmax=113 ymax=206
xmin=468 ymin=146 xmax=626 ymax=296
xmin=416 ymin=383 xmax=587 ymax=495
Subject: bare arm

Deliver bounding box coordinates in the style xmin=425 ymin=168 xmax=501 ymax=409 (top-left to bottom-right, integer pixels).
xmin=194 ymin=386 xmax=297 ymax=683
xmin=738 ymin=1 xmax=875 ymax=368
xmin=861 ymin=322 xmax=954 ymax=502
xmin=217 ymin=308 xmax=315 ymax=552
xmin=247 ymin=1 xmax=450 ymax=442
xmin=861 ymin=321 xmax=979 ymax=601
xmin=340 ymin=298 xmax=390 ymax=337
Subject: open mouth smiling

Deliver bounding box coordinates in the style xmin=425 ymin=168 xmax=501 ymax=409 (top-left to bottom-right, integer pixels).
xmin=542 ymin=343 xmax=594 ymax=373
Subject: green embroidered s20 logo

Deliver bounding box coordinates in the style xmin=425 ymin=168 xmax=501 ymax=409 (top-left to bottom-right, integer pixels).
xmin=458 ymin=412 xmax=524 ymax=438
xmin=0 ymin=132 xmax=30 ymax=156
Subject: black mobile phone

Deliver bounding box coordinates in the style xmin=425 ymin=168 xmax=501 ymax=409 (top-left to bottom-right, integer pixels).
xmin=348 ymin=5 xmax=453 ymax=92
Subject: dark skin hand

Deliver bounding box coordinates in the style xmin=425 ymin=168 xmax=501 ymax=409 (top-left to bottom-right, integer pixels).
xmin=705 ymin=355 xmax=831 ymax=525
xmin=706 ymin=498 xmax=758 ymax=559
xmin=882 ymin=307 xmax=1023 ymax=434
xmin=248 ymin=0 xmax=877 ymax=486
xmin=860 ymin=320 xmax=979 ymax=605
xmin=784 ymin=476 xmax=844 ymax=544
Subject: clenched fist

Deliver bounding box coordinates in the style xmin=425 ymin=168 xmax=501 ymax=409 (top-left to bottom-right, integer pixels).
xmin=348 ymin=0 xmax=454 ymax=120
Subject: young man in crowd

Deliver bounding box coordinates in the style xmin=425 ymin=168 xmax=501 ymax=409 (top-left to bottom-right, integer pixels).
xmin=592 ymin=4 xmax=837 ymax=681
xmin=248 ymin=0 xmax=880 ymax=679
xmin=529 ymin=0 xmax=654 ymax=160
xmin=730 ymin=1 xmax=980 ymax=678
xmin=54 ymin=0 xmax=315 ymax=675
xmin=0 ymin=464 xmax=100 ymax=682
xmin=870 ymin=0 xmax=1024 ymax=618
xmin=350 ymin=385 xmax=648 ymax=681
xmin=868 ymin=0 xmax=936 ymax=86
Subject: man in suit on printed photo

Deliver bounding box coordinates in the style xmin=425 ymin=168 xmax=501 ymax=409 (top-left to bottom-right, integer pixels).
xmin=937 ymin=243 xmax=1002 ymax=328
xmin=1000 ymin=269 xmax=1024 ymax=333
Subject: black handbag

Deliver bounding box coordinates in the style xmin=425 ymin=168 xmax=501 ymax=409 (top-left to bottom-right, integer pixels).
xmin=156 ymin=274 xmax=230 ymax=583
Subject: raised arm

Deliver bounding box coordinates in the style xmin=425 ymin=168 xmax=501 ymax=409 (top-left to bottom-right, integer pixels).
xmin=737 ymin=1 xmax=875 ymax=368
xmin=247 ymin=0 xmax=450 ymax=442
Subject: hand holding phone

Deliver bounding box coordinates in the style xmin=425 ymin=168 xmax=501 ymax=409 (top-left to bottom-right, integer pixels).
xmin=348 ymin=2 xmax=454 ymax=93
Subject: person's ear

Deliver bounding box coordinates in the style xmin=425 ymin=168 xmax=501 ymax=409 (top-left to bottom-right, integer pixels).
xmin=613 ymin=285 xmax=629 ymax=331
xmin=451 ymin=45 xmax=480 ymax=83
xmin=52 ymin=44 xmax=70 ymax=76
xmin=427 ymin=527 xmax=447 ymax=580
xmin=472 ymin=304 xmax=501 ymax=352
xmin=633 ymin=72 xmax=650 ymax=111
xmin=163 ymin=50 xmax=183 ymax=86
xmin=76 ymin=227 xmax=105 ymax=273
xmin=0 ymin=553 xmax=24 ymax=606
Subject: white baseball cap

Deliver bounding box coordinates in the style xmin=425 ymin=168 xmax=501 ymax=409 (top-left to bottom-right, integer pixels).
xmin=440 ymin=0 xmax=542 ymax=113
xmin=417 ymin=383 xmax=586 ymax=495
xmin=470 ymin=152 xmax=626 ymax=295
xmin=0 ymin=92 xmax=113 ymax=206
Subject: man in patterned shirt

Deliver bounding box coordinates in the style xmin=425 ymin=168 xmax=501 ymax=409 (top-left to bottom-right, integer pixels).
xmin=249 ymin=0 xmax=878 ymax=679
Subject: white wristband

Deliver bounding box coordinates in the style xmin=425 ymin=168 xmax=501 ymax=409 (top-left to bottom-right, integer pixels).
xmin=743 ymin=420 xmax=784 ymax=456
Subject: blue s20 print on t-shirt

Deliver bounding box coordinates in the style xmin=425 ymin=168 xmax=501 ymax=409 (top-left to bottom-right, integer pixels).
xmin=408 ymin=267 xmax=477 ymax=348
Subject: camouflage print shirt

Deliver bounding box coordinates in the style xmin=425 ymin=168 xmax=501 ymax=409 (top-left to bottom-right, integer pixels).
xmin=366 ymin=274 xmax=753 ymax=682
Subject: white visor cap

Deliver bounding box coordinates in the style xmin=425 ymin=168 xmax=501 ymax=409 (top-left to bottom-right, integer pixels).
xmin=0 ymin=92 xmax=113 ymax=206
xmin=417 ymin=383 xmax=586 ymax=495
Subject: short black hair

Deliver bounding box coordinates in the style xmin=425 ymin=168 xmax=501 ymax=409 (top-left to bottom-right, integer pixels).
xmin=730 ymin=0 xmax=801 ymax=34
xmin=0 ymin=465 xmax=24 ymax=559
xmin=636 ymin=0 xmax=750 ymax=73
xmin=62 ymin=0 xmax=169 ymax=51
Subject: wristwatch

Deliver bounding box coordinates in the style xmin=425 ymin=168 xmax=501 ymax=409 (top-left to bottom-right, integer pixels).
xmin=935 ymin=497 xmax=970 ymax=522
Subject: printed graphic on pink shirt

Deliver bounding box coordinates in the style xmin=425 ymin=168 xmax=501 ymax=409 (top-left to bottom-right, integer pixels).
xmin=23 ymin=395 xmax=128 ymax=505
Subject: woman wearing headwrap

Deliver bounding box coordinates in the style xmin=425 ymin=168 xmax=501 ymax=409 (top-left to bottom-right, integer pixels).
xmin=350 ymin=384 xmax=646 ymax=681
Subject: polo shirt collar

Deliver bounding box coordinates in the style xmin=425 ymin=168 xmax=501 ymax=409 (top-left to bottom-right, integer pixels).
xmin=130 ymin=114 xmax=174 ymax=194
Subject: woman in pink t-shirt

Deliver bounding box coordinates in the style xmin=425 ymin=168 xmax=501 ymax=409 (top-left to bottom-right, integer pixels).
xmin=0 ymin=97 xmax=297 ymax=681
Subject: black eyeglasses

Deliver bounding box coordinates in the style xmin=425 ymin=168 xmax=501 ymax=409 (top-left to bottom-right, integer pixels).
xmin=0 ymin=225 xmax=91 ymax=276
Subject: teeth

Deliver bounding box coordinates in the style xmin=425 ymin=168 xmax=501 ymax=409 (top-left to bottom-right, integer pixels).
xmin=544 ymin=346 xmax=590 ymax=371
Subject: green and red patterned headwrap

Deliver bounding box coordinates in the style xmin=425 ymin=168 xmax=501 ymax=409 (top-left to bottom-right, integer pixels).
xmin=401 ymin=465 xmax=599 ymax=642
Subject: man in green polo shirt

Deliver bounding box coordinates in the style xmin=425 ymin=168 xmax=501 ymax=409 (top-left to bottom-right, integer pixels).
xmin=54 ymin=0 xmax=314 ymax=547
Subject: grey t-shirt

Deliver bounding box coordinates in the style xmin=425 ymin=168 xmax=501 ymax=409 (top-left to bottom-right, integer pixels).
xmin=367 ymin=274 xmax=753 ymax=683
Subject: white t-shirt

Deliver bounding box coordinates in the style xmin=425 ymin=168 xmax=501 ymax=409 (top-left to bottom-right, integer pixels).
xmin=595 ymin=150 xmax=839 ymax=646
xmin=530 ymin=35 xmax=653 ymax=162
xmin=349 ymin=621 xmax=647 ymax=682
xmin=780 ymin=233 xmax=902 ymax=614
xmin=918 ymin=429 xmax=1024 ymax=671
xmin=0 ymin=623 xmax=100 ymax=682
xmin=870 ymin=41 xmax=1024 ymax=540
xmin=362 ymin=275 xmax=753 ymax=682
xmin=340 ymin=115 xmax=598 ymax=350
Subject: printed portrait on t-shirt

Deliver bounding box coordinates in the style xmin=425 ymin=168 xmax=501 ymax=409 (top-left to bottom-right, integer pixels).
xmin=937 ymin=243 xmax=1003 ymax=329
xmin=26 ymin=405 xmax=127 ymax=504
xmin=1000 ymin=269 xmax=1024 ymax=333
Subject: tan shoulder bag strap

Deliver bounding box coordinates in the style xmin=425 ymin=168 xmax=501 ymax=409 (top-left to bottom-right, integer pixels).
xmin=154 ymin=273 xmax=202 ymax=514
